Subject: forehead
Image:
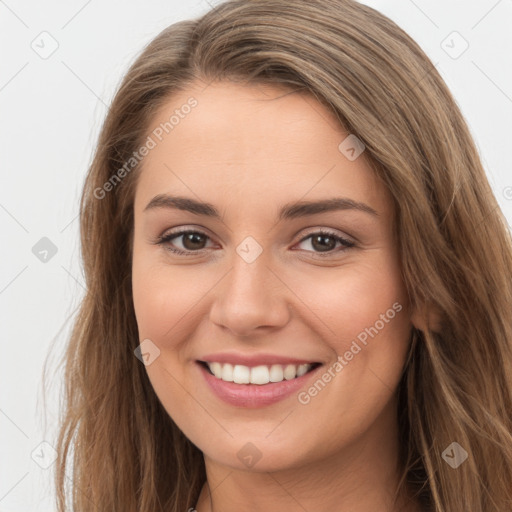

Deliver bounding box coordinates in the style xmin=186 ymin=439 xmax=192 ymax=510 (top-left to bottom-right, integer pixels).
xmin=133 ymin=80 xmax=390 ymax=218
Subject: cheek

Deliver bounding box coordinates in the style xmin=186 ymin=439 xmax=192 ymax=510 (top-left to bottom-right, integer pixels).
xmin=289 ymin=256 xmax=411 ymax=405
xmin=131 ymin=257 xmax=206 ymax=414
xmin=132 ymin=271 xmax=176 ymax=341
xmin=132 ymin=247 xmax=211 ymax=343
xmin=289 ymin=256 xmax=408 ymax=343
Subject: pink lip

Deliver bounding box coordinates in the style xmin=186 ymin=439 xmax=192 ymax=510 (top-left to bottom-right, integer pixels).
xmin=199 ymin=352 xmax=320 ymax=367
xmin=196 ymin=361 xmax=323 ymax=408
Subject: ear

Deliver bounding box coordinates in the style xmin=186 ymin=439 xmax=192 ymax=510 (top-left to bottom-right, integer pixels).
xmin=410 ymin=302 xmax=443 ymax=333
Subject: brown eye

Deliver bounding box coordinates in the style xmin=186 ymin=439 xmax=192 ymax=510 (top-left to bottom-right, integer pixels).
xmin=310 ymin=233 xmax=337 ymax=252
xmin=156 ymin=228 xmax=355 ymax=257
xmin=295 ymin=230 xmax=355 ymax=255
xmin=157 ymin=229 xmax=213 ymax=256
xmin=180 ymin=232 xmax=208 ymax=250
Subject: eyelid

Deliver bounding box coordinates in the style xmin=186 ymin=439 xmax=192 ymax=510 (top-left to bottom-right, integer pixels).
xmin=297 ymin=226 xmax=355 ymax=244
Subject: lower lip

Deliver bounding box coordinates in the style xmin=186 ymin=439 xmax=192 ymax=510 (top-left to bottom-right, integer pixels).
xmin=197 ymin=362 xmax=322 ymax=408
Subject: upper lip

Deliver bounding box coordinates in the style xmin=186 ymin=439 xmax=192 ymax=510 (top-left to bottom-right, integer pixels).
xmin=198 ymin=352 xmax=321 ymax=367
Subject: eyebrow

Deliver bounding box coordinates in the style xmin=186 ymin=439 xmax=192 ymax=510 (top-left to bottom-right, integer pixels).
xmin=143 ymin=194 xmax=378 ymax=220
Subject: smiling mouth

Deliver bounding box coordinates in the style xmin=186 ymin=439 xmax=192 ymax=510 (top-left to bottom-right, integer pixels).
xmin=198 ymin=361 xmax=322 ymax=385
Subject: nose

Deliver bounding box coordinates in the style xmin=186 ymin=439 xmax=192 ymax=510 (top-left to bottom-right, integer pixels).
xmin=208 ymin=254 xmax=292 ymax=337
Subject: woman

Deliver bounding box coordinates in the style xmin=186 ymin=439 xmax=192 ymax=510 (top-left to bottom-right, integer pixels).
xmin=53 ymin=1 xmax=512 ymax=511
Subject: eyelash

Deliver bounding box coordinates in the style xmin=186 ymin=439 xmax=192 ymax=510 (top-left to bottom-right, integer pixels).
xmin=155 ymin=228 xmax=356 ymax=257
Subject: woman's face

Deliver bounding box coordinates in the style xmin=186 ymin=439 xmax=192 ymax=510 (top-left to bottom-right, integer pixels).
xmin=132 ymin=80 xmax=415 ymax=472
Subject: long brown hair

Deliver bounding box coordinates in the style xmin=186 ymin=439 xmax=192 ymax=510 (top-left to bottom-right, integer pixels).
xmin=49 ymin=1 xmax=512 ymax=510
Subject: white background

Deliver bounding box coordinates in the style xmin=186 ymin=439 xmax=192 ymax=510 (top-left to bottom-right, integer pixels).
xmin=1 ymin=0 xmax=511 ymax=510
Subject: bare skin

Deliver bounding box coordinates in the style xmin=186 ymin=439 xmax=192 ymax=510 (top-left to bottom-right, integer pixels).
xmin=131 ymin=80 xmax=432 ymax=512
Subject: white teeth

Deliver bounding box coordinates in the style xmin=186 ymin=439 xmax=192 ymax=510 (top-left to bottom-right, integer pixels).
xmin=250 ymin=365 xmax=270 ymax=384
xmin=297 ymin=364 xmax=309 ymax=377
xmin=209 ymin=362 xmax=223 ymax=379
xmin=233 ymin=364 xmax=250 ymax=384
xmin=221 ymin=363 xmax=234 ymax=382
xmin=269 ymin=364 xmax=284 ymax=382
xmin=205 ymin=362 xmax=316 ymax=385
xmin=283 ymin=364 xmax=297 ymax=380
